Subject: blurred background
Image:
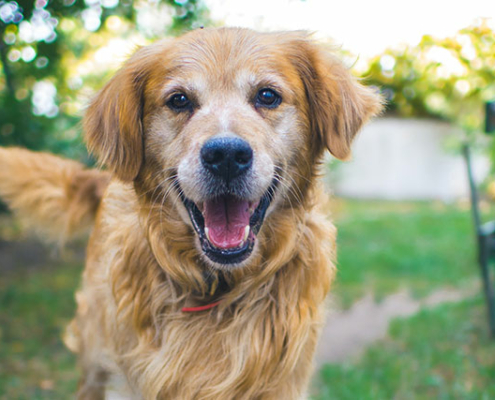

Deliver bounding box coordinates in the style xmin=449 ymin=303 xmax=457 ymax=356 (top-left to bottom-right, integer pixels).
xmin=1 ymin=0 xmax=495 ymax=398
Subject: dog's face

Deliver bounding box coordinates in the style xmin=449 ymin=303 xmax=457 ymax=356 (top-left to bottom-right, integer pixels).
xmin=84 ymin=28 xmax=381 ymax=268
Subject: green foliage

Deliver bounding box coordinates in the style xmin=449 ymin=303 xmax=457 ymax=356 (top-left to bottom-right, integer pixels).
xmin=316 ymin=297 xmax=495 ymax=399
xmin=0 ymin=0 xmax=210 ymax=161
xmin=363 ymin=20 xmax=495 ymax=135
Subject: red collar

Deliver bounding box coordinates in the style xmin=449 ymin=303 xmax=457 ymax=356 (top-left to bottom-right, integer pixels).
xmin=181 ymin=300 xmax=222 ymax=313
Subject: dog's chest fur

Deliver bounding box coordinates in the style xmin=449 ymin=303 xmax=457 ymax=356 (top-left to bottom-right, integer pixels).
xmin=69 ymin=181 xmax=335 ymax=399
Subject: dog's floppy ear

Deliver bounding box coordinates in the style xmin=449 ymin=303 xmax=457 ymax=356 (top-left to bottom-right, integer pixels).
xmin=84 ymin=46 xmax=157 ymax=181
xmin=293 ymin=38 xmax=383 ymax=160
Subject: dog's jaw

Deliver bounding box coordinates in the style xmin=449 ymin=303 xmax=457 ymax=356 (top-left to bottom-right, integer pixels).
xmin=177 ymin=178 xmax=278 ymax=267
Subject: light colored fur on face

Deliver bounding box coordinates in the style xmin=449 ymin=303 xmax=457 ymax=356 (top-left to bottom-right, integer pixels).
xmin=0 ymin=28 xmax=382 ymax=399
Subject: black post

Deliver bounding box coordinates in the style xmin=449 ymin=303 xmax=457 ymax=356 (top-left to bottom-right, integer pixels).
xmin=462 ymin=144 xmax=495 ymax=337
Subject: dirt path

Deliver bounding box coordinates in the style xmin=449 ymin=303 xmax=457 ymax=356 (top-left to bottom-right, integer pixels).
xmin=315 ymin=286 xmax=477 ymax=365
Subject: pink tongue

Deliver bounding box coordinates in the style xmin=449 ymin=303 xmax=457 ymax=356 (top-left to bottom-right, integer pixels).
xmin=204 ymin=196 xmax=250 ymax=249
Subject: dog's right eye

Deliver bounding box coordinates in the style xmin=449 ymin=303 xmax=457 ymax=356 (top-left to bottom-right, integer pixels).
xmin=255 ymin=88 xmax=282 ymax=109
xmin=167 ymin=93 xmax=192 ymax=112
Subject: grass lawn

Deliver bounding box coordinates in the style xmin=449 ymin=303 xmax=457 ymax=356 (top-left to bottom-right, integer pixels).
xmin=0 ymin=199 xmax=494 ymax=398
xmin=316 ymin=296 xmax=495 ymax=399
xmin=316 ymin=199 xmax=495 ymax=399
xmin=0 ymin=261 xmax=81 ymax=399
xmin=330 ymin=199 xmax=483 ymax=306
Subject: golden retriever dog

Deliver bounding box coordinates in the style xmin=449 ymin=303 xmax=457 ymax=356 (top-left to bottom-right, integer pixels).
xmin=0 ymin=28 xmax=381 ymax=399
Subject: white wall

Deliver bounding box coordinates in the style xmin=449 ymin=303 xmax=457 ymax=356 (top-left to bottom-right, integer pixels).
xmin=327 ymin=118 xmax=490 ymax=201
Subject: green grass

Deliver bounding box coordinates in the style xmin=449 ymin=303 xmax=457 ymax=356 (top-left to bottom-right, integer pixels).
xmin=331 ymin=200 xmax=483 ymax=305
xmin=0 ymin=262 xmax=81 ymax=399
xmin=316 ymin=296 xmax=495 ymax=400
xmin=315 ymin=200 xmax=495 ymax=399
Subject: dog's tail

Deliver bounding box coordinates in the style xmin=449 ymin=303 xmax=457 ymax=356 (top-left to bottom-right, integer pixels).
xmin=0 ymin=147 xmax=110 ymax=244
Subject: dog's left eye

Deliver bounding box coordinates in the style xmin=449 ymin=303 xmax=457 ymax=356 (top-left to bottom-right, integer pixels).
xmin=167 ymin=93 xmax=192 ymax=112
xmin=255 ymin=88 xmax=281 ymax=109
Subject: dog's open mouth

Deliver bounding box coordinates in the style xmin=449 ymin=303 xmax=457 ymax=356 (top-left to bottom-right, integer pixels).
xmin=179 ymin=182 xmax=277 ymax=265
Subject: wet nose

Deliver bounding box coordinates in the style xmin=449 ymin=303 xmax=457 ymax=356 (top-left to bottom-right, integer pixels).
xmin=200 ymin=137 xmax=253 ymax=182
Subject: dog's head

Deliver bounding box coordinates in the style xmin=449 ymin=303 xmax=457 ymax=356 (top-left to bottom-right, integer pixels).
xmin=84 ymin=28 xmax=382 ymax=269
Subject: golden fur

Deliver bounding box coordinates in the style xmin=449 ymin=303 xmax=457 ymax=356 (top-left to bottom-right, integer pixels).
xmin=0 ymin=28 xmax=382 ymax=399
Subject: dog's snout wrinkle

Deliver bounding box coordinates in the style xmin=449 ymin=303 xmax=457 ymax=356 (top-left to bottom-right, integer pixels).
xmin=200 ymin=137 xmax=253 ymax=184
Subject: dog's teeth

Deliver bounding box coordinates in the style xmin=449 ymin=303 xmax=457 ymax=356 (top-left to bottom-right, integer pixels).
xmin=243 ymin=225 xmax=250 ymax=241
xmin=205 ymin=227 xmax=211 ymax=242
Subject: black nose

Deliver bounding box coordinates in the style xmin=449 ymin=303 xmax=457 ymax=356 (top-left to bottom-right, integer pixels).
xmin=200 ymin=137 xmax=253 ymax=182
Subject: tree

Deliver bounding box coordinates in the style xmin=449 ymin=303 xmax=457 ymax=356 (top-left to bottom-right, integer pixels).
xmin=0 ymin=0 xmax=210 ymax=161
xmin=362 ymin=20 xmax=495 ymax=139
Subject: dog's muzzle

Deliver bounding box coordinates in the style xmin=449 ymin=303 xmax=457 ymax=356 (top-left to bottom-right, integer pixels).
xmin=178 ymin=137 xmax=277 ymax=265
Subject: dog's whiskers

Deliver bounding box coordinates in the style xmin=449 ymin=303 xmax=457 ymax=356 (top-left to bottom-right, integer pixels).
xmin=145 ymin=174 xmax=179 ymax=227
